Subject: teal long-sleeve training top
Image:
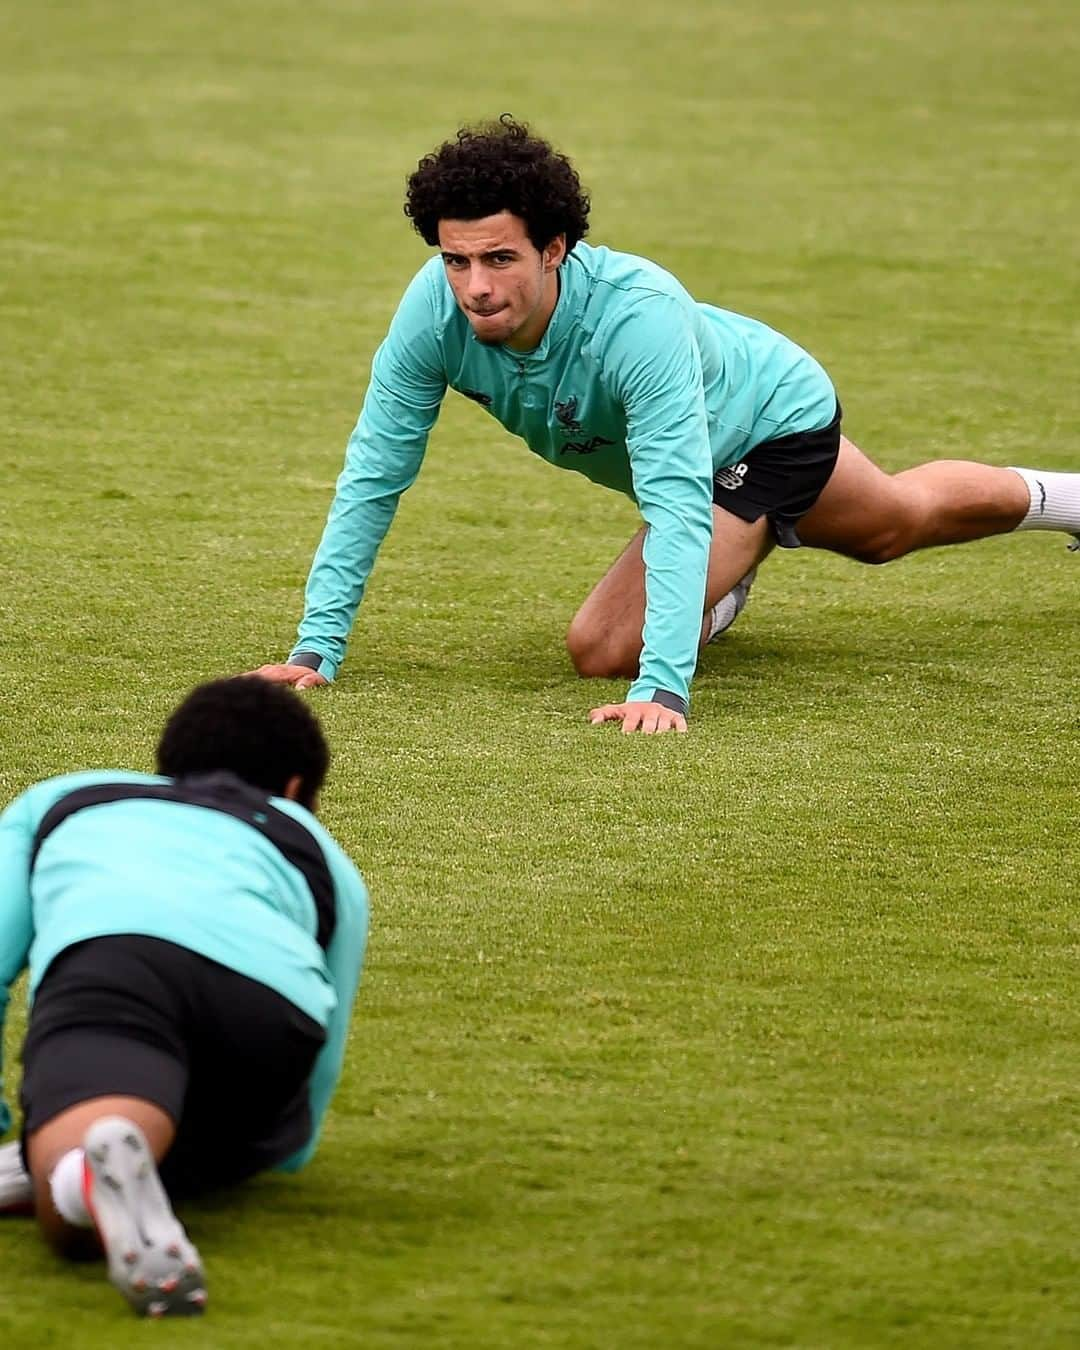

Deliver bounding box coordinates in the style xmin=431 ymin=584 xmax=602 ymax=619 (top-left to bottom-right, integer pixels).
xmin=290 ymin=241 xmax=836 ymax=712
xmin=0 ymin=770 xmax=369 ymax=1171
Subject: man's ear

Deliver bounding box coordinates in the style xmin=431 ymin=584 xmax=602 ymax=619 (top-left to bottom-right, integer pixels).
xmin=543 ymin=234 xmax=567 ymax=271
xmin=282 ymin=774 xmax=305 ymax=802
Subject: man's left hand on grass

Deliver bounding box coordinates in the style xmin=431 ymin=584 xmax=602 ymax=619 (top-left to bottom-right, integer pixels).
xmin=588 ymin=701 xmax=688 ymax=734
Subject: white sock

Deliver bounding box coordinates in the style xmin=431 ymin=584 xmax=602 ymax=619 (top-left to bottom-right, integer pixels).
xmin=1010 ymin=467 xmax=1080 ymax=533
xmin=704 ymin=567 xmax=758 ymax=643
xmin=704 ymin=590 xmax=742 ymax=641
xmin=49 ymin=1147 xmax=92 ymax=1228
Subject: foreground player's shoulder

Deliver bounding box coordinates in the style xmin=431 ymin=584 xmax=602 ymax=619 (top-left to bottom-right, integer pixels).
xmin=270 ymin=798 xmax=369 ymax=912
xmin=2 ymin=770 xmax=165 ymax=831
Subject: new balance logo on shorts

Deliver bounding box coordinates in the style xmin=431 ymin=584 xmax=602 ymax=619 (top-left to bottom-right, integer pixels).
xmin=714 ymin=462 xmax=749 ymax=492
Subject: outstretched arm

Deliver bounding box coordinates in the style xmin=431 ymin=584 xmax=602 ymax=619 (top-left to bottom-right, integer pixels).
xmin=590 ymin=296 xmax=715 ymax=731
xmin=275 ymin=845 xmax=369 ymax=1172
xmin=254 ymin=265 xmax=448 ymax=686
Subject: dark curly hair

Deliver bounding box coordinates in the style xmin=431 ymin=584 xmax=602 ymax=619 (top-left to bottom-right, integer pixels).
xmin=404 ymin=115 xmax=590 ymax=255
xmin=156 ymin=677 xmax=330 ymax=810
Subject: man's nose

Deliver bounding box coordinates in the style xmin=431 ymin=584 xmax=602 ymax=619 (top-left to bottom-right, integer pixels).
xmin=466 ymin=265 xmax=492 ymax=298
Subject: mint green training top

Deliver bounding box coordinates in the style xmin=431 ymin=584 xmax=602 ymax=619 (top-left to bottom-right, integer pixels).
xmin=0 ymin=770 xmax=369 ymax=1172
xmin=290 ymin=241 xmax=836 ymax=712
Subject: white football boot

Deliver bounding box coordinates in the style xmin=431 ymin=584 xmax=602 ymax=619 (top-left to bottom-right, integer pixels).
xmin=83 ymin=1116 xmax=207 ymax=1317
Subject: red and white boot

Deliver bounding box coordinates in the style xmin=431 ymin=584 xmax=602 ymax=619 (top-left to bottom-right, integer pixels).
xmin=83 ymin=1117 xmax=207 ymax=1317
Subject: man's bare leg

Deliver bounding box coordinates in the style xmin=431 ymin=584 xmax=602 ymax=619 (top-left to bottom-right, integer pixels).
xmin=796 ymin=436 xmax=1030 ymax=559
xmin=26 ymin=1096 xmax=205 ymax=1316
xmin=566 ymin=507 xmax=771 ymax=680
xmin=26 ymin=1094 xmax=175 ymax=1256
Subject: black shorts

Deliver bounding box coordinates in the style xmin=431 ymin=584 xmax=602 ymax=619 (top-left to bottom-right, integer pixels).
xmin=712 ymin=401 xmax=842 ymax=548
xmin=20 ymin=935 xmax=327 ymax=1196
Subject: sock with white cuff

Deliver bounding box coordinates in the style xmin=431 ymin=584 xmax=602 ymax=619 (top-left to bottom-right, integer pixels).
xmin=1010 ymin=467 xmax=1080 ymax=535
xmin=49 ymin=1147 xmax=93 ymax=1228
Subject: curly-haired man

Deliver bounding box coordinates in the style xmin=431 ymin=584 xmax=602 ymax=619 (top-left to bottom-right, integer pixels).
xmin=255 ymin=116 xmax=1080 ymax=733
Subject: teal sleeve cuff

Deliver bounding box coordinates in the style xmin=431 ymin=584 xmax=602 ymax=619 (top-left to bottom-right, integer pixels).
xmin=272 ymin=1144 xmax=310 ymax=1174
xmin=625 ymin=683 xmax=689 ymax=716
xmin=288 ymin=650 xmax=338 ymax=681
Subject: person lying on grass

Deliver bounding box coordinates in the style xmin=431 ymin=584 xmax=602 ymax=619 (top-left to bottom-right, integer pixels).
xmin=0 ymin=677 xmax=369 ymax=1318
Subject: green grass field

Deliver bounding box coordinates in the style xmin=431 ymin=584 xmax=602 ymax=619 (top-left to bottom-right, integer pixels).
xmin=2 ymin=1 xmax=1078 ymax=1345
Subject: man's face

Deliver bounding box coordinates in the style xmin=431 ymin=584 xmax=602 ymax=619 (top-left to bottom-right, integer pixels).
xmin=437 ymin=212 xmax=566 ymax=352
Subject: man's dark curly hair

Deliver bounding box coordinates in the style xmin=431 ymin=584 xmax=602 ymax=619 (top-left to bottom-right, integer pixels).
xmin=404 ymin=115 xmax=590 ymax=255
xmin=156 ymin=677 xmax=330 ymax=810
